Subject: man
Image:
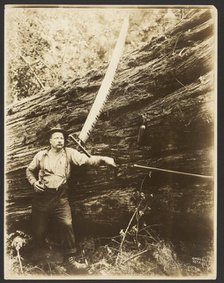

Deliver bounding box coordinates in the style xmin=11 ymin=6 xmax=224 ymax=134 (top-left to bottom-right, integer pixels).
xmin=26 ymin=126 xmax=116 ymax=270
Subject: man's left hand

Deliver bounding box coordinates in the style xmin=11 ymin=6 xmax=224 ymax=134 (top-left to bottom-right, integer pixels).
xmin=103 ymin=157 xmax=117 ymax=167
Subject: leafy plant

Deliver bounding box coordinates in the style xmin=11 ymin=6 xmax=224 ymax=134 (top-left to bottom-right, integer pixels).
xmin=5 ymin=7 xmax=193 ymax=104
xmin=5 ymin=173 xmax=212 ymax=277
xmin=6 ymin=231 xmax=32 ymax=274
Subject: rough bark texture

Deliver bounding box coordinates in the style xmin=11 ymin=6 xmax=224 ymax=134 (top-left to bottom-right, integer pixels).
xmin=6 ymin=9 xmax=215 ymax=250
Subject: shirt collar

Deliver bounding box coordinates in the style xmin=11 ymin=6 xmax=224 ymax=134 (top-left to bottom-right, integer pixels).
xmin=44 ymin=147 xmax=66 ymax=157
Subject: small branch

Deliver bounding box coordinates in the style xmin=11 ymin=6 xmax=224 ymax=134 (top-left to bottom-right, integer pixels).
xmin=171 ymin=34 xmax=181 ymax=54
xmin=121 ymin=249 xmax=149 ymax=265
xmin=174 ymin=76 xmax=187 ymax=89
xmin=136 ymin=221 xmax=161 ymax=243
xmin=47 ymin=262 xmax=52 ymax=275
xmin=20 ymin=54 xmax=45 ymax=90
xmin=118 ymin=209 xmax=138 ymax=254
xmin=116 ymin=199 xmax=144 ymax=265
xmin=16 ymin=250 xmax=23 ymax=274
xmin=40 ymin=60 xmax=59 ymax=86
xmin=140 ymin=174 xmax=148 ymax=191
xmin=57 ymin=36 xmax=70 ymax=82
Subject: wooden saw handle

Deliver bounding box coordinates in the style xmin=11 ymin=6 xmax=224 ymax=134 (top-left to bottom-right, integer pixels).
xmin=68 ymin=134 xmax=91 ymax=158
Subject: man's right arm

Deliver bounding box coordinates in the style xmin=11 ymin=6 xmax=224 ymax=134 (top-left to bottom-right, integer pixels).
xmin=26 ymin=151 xmax=46 ymax=192
xmin=26 ymin=152 xmax=41 ymax=185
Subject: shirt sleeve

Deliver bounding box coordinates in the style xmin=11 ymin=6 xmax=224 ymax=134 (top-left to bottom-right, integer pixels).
xmin=26 ymin=151 xmax=43 ymax=185
xmin=67 ymin=147 xmax=90 ymax=166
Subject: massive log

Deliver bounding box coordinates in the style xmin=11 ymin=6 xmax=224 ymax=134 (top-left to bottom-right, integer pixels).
xmin=6 ymin=9 xmax=215 ymax=252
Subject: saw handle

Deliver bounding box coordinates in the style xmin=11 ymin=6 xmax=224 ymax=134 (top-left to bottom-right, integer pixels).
xmin=68 ymin=134 xmax=91 ymax=157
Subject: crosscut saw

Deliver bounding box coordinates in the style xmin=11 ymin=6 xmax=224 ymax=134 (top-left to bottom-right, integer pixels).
xmin=69 ymin=17 xmax=129 ymax=157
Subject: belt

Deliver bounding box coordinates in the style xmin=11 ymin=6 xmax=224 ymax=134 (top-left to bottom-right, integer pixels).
xmin=45 ymin=187 xmax=61 ymax=191
xmin=44 ymin=183 xmax=67 ymax=192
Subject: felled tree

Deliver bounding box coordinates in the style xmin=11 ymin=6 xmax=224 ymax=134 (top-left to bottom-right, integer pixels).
xmin=6 ymin=8 xmax=215 ymax=253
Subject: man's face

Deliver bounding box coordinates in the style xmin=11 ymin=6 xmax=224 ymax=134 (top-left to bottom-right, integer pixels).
xmin=49 ymin=132 xmax=65 ymax=150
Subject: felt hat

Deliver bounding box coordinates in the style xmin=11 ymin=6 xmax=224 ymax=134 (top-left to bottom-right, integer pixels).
xmin=48 ymin=126 xmax=68 ymax=139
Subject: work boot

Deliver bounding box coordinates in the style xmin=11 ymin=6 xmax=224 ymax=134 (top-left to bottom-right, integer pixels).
xmin=65 ymin=256 xmax=88 ymax=273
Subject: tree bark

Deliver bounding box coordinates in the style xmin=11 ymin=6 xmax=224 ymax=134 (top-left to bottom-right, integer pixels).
xmin=6 ymin=9 xmax=215 ymax=246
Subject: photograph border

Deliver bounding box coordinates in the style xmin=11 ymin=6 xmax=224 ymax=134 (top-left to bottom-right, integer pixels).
xmin=2 ymin=0 xmax=223 ymax=282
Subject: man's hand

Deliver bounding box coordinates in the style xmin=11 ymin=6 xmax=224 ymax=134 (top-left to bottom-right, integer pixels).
xmin=103 ymin=157 xmax=117 ymax=167
xmin=33 ymin=181 xmax=45 ymax=192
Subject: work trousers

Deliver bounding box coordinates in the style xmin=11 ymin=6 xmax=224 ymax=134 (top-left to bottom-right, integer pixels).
xmin=32 ymin=184 xmax=76 ymax=256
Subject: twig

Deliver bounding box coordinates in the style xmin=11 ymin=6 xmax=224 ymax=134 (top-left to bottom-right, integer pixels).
xmin=171 ymin=34 xmax=181 ymax=54
xmin=136 ymin=221 xmax=161 ymax=243
xmin=138 ymin=232 xmax=159 ymax=243
xmin=116 ymin=199 xmax=144 ymax=265
xmin=16 ymin=250 xmax=23 ymax=274
xmin=115 ymin=209 xmax=137 ymax=265
xmin=140 ymin=174 xmax=149 ymax=191
xmin=57 ymin=36 xmax=70 ymax=82
xmin=121 ymin=249 xmax=149 ymax=265
xmin=40 ymin=59 xmax=58 ymax=78
xmin=111 ymin=239 xmax=121 ymax=245
xmin=116 ymin=173 xmax=152 ymax=264
xmin=19 ymin=54 xmax=45 ymax=90
xmin=119 ymin=209 xmax=138 ymax=253
xmin=47 ymin=262 xmax=52 ymax=275
xmin=135 ymin=213 xmax=140 ymax=246
xmin=96 ymin=235 xmax=121 ymax=240
xmin=135 ymin=176 xmax=149 ymax=245
xmin=174 ymin=77 xmax=187 ymax=89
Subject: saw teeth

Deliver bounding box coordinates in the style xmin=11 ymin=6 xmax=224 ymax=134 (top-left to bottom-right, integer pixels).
xmin=78 ymin=16 xmax=129 ymax=143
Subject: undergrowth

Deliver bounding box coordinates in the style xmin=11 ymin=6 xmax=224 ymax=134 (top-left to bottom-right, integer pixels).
xmin=5 ymin=191 xmax=213 ymax=278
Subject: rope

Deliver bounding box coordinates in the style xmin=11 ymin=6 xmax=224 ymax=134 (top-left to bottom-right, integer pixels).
xmin=133 ymin=164 xmax=213 ymax=179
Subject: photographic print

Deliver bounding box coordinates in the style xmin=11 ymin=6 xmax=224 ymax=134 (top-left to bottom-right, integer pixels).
xmin=4 ymin=4 xmax=217 ymax=280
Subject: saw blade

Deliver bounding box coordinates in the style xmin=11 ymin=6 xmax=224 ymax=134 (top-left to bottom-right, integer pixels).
xmin=78 ymin=16 xmax=129 ymax=143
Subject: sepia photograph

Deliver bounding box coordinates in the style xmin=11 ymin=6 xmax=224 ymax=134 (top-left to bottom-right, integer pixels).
xmin=4 ymin=4 xmax=217 ymax=280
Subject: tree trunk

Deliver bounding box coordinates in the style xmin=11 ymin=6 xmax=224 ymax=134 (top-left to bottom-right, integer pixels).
xmin=6 ymin=9 xmax=215 ymax=248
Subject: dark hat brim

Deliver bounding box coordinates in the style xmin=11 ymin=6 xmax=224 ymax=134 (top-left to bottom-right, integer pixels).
xmin=48 ymin=127 xmax=68 ymax=139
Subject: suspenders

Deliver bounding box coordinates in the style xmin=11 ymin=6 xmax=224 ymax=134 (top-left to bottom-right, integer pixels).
xmin=39 ymin=148 xmax=70 ymax=180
